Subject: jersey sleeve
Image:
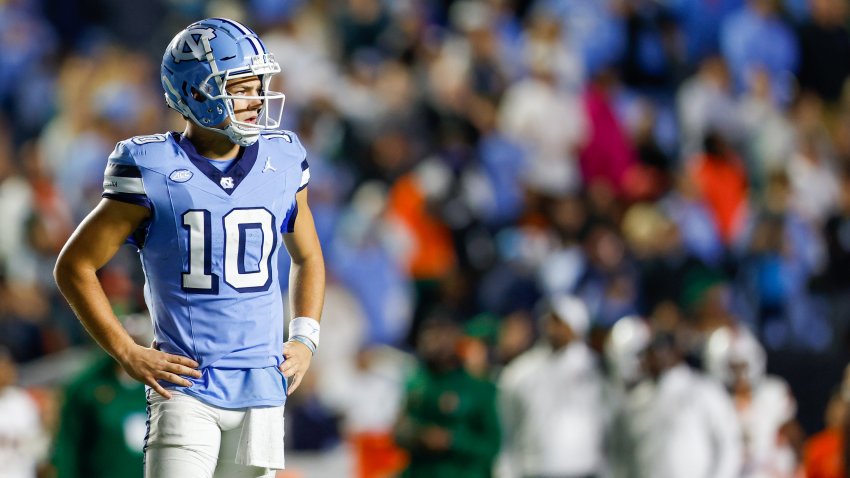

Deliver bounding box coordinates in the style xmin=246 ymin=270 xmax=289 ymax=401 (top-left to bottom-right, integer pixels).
xmin=282 ymin=201 xmax=298 ymax=234
xmin=281 ymin=132 xmax=308 ymax=233
xmin=102 ymin=141 xmax=151 ymax=210
xmin=298 ymin=158 xmax=310 ymax=192
xmin=285 ymin=130 xmax=309 ymax=192
xmin=282 ymin=160 xmax=304 ymax=233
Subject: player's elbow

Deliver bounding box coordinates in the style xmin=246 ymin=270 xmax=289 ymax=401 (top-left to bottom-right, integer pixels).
xmin=53 ymin=252 xmax=73 ymax=292
xmin=53 ymin=251 xmax=88 ymax=294
xmin=291 ymin=250 xmax=325 ymax=271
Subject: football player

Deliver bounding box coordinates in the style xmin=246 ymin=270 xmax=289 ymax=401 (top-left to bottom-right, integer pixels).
xmin=704 ymin=325 xmax=800 ymax=478
xmin=54 ymin=18 xmax=325 ymax=478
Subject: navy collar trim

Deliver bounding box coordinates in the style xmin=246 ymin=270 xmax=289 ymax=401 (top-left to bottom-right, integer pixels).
xmin=172 ymin=132 xmax=259 ymax=195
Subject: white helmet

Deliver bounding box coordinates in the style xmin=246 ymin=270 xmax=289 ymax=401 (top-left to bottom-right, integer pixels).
xmin=605 ymin=315 xmax=651 ymax=385
xmin=704 ymin=325 xmax=766 ymax=388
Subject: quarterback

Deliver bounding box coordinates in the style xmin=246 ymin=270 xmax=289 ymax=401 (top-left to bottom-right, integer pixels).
xmin=54 ymin=18 xmax=325 ymax=478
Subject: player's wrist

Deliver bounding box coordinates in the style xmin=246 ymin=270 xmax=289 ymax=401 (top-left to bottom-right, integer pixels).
xmin=288 ymin=316 xmax=320 ymax=350
xmin=112 ymin=336 xmax=139 ymax=364
xmin=288 ymin=335 xmax=317 ymax=355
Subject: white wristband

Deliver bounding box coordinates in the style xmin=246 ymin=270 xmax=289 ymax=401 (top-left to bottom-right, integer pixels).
xmin=289 ymin=317 xmax=320 ymax=349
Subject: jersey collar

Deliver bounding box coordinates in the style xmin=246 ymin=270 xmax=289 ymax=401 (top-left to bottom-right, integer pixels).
xmin=173 ymin=132 xmax=259 ymax=195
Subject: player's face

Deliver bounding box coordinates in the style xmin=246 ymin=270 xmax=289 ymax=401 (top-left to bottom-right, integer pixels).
xmin=226 ymin=76 xmax=263 ymax=124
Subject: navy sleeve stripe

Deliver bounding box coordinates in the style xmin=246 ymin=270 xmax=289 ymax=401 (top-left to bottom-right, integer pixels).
xmin=105 ymin=163 xmax=143 ymax=178
xmin=282 ymin=202 xmax=298 ymax=233
xmin=300 ymin=159 xmax=308 ymax=171
xmin=102 ymin=192 xmax=152 ymax=210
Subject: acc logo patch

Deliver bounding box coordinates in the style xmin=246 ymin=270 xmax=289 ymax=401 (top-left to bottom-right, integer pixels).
xmin=169 ymin=169 xmax=193 ymax=182
xmin=170 ymin=27 xmax=216 ymax=63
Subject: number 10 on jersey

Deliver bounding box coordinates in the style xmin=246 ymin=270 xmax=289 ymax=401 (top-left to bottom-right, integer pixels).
xmin=181 ymin=208 xmax=277 ymax=294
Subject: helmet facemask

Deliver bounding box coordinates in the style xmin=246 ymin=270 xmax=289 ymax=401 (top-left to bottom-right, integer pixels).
xmin=198 ymin=54 xmax=286 ymax=146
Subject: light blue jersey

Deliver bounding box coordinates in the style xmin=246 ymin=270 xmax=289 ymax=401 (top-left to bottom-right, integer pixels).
xmin=101 ymin=131 xmax=309 ymax=408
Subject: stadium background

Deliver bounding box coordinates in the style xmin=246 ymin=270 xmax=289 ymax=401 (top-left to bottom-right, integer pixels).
xmin=1 ymin=0 xmax=850 ymax=476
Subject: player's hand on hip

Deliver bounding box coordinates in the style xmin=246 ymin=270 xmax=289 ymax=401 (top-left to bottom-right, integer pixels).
xmin=118 ymin=343 xmax=202 ymax=399
xmin=280 ymin=340 xmax=313 ymax=396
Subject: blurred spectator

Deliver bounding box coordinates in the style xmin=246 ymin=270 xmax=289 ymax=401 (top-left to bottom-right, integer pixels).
xmin=0 ymin=347 xmax=49 ymax=478
xmin=494 ymin=309 xmax=537 ymax=369
xmin=498 ymin=26 xmax=587 ymax=198
xmin=624 ymin=100 xmax=675 ymax=202
xmin=797 ymin=0 xmax=850 ymax=104
xmin=498 ymin=295 xmax=605 ymax=478
xmin=659 ymin=172 xmax=725 ymax=267
xmin=817 ymin=165 xmax=850 ymax=351
xmin=802 ymin=387 xmax=846 ymax=478
xmin=677 ymin=56 xmax=744 ymax=160
xmin=819 ymin=164 xmax=850 ymax=293
xmin=262 ymin=6 xmax=339 ymax=114
xmin=329 ymin=183 xmax=413 ymax=346
xmin=325 ymin=346 xmax=411 ymax=478
xmin=620 ymin=0 xmax=684 ymax=92
xmin=608 ymin=328 xmax=742 ymax=478
xmin=575 ymin=221 xmax=639 ymax=328
xmin=478 ymin=224 xmax=548 ymax=318
xmin=787 ymin=132 xmax=840 ymax=226
xmin=385 ymin=161 xmax=457 ymax=281
xmin=736 ymin=170 xmax=827 ymax=349
xmin=578 ymin=70 xmax=639 ymax=198
xmin=449 ymin=1 xmax=510 ymax=101
xmin=284 ymin=373 xmax=341 ymax=453
xmin=704 ymin=325 xmax=801 ymax=477
xmin=335 ymin=0 xmax=392 ymax=63
xmin=720 ymin=0 xmax=799 ymax=105
xmin=50 ymin=313 xmax=152 ymax=478
xmin=688 ymin=131 xmax=749 ymax=245
xmin=738 ymin=67 xmax=797 ymax=191
xmin=0 ymin=127 xmax=36 ymax=285
xmin=536 ymin=194 xmax=588 ymax=297
xmin=473 ymin=97 xmax=526 ymax=227
xmin=603 ymin=315 xmax=652 ymax=476
xmin=0 ymin=1 xmax=58 ymax=144
xmin=668 ymin=0 xmax=745 ymax=65
xmin=539 ymin=0 xmax=626 ymax=78
xmin=394 ymin=318 xmax=500 ymax=478
xmin=621 ymin=202 xmax=711 ymax=316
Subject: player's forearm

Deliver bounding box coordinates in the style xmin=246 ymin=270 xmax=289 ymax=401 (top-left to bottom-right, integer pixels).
xmin=288 ymin=253 xmax=325 ymax=321
xmin=54 ymin=258 xmax=136 ymax=361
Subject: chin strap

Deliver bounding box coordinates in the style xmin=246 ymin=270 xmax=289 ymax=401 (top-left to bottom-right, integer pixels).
xmin=220 ymin=123 xmax=260 ymax=146
xmin=197 ymin=121 xmax=260 ymax=146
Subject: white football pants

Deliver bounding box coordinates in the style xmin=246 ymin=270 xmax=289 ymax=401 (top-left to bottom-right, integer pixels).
xmin=144 ymin=390 xmax=278 ymax=478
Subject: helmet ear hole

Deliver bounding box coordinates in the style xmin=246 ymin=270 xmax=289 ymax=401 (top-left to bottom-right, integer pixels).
xmin=190 ymin=88 xmax=206 ymax=102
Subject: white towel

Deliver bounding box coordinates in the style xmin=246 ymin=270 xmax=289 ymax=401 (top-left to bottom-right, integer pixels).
xmin=235 ymin=405 xmax=286 ymax=469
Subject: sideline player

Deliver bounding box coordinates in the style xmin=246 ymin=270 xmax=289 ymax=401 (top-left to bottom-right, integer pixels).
xmin=54 ymin=17 xmax=325 ymax=478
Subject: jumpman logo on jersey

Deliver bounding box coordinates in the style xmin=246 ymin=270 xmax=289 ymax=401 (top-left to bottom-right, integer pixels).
xmin=262 ymin=157 xmax=276 ymax=173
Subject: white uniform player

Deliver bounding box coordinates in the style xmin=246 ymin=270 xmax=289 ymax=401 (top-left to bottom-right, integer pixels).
xmin=498 ymin=295 xmax=606 ymax=478
xmin=704 ymin=326 xmax=798 ymax=478
xmin=603 ymin=318 xmax=742 ymax=478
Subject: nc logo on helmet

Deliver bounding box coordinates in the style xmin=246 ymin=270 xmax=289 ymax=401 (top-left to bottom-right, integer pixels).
xmin=170 ymin=28 xmax=217 ymax=63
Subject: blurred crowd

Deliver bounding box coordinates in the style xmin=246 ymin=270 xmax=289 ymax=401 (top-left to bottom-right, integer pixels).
xmin=3 ymin=0 xmax=850 ymax=476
